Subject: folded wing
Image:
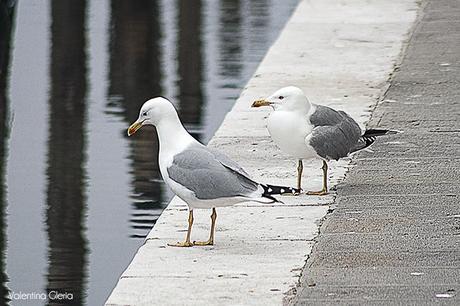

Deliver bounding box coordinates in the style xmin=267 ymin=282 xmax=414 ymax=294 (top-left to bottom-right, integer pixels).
xmin=307 ymin=105 xmax=362 ymax=160
xmin=167 ymin=144 xmax=259 ymax=200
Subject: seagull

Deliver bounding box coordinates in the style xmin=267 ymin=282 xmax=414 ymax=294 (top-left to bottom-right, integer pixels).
xmin=252 ymin=86 xmax=398 ymax=195
xmin=127 ymin=97 xmax=300 ymax=247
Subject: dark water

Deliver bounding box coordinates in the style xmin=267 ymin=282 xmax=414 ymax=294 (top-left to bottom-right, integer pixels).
xmin=0 ymin=0 xmax=298 ymax=305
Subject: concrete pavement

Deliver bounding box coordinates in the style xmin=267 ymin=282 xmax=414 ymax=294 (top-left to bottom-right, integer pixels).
xmin=291 ymin=0 xmax=460 ymax=304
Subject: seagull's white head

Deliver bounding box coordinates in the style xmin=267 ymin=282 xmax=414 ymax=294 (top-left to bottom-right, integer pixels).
xmin=251 ymin=86 xmax=310 ymax=112
xmin=127 ymin=97 xmax=178 ymax=136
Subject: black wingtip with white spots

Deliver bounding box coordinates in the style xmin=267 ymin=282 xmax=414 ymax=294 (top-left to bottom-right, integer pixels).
xmin=261 ymin=184 xmax=301 ymax=199
xmin=359 ymin=128 xmax=401 ymax=150
xmin=363 ymin=128 xmax=401 ymax=137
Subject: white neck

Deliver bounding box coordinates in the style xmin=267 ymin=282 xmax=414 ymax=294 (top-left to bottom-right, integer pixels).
xmin=155 ymin=113 xmax=195 ymax=156
xmin=295 ymin=96 xmax=312 ymax=114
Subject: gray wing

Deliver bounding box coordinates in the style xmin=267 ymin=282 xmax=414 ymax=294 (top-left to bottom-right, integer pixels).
xmin=308 ymin=105 xmax=362 ymax=160
xmin=207 ymin=147 xmax=251 ymax=177
xmin=167 ymin=144 xmax=259 ymax=200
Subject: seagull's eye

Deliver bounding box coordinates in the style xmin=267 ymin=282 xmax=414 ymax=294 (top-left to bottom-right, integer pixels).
xmin=142 ymin=111 xmax=148 ymax=117
xmin=279 ymin=96 xmax=284 ymax=100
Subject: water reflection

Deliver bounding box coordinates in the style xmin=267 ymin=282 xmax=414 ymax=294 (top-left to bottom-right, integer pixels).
xmin=218 ymin=0 xmax=242 ymax=81
xmin=45 ymin=0 xmax=88 ymax=304
xmin=249 ymin=0 xmax=269 ymax=30
xmin=0 ymin=0 xmax=15 ymax=303
xmin=108 ymin=0 xmax=164 ymax=239
xmin=177 ymin=0 xmax=204 ymax=138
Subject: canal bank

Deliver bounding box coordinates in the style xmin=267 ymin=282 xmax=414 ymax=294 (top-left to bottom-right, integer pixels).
xmin=106 ymin=0 xmax=419 ymax=305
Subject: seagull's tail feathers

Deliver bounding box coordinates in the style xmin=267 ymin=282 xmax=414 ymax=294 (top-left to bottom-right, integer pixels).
xmin=351 ymin=128 xmax=401 ymax=153
xmin=363 ymin=129 xmax=400 ymax=138
xmin=259 ymin=184 xmax=301 ymax=203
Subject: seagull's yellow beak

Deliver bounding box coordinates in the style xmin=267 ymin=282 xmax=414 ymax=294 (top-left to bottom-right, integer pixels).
xmin=127 ymin=121 xmax=143 ymax=136
xmin=251 ymin=99 xmax=271 ymax=107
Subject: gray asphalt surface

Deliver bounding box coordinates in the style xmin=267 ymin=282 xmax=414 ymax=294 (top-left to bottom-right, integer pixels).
xmin=291 ymin=0 xmax=460 ymax=304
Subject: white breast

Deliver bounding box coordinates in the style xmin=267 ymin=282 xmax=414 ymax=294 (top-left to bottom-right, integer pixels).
xmin=267 ymin=111 xmax=317 ymax=159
